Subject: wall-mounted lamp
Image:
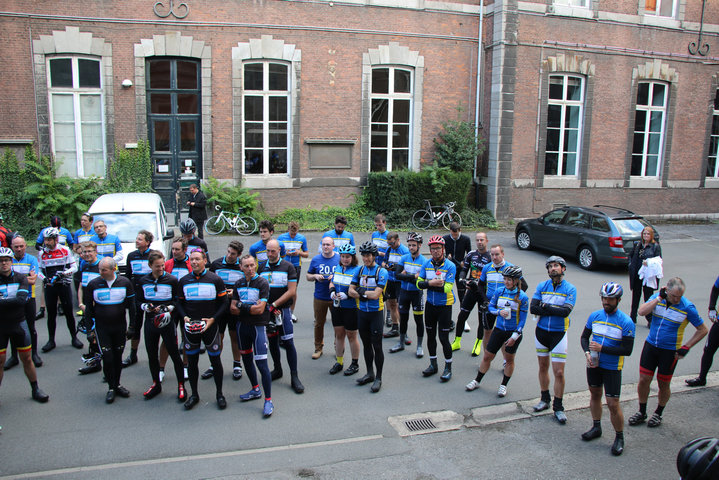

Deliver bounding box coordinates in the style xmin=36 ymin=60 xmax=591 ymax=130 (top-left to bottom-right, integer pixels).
xmin=121 ymin=79 xmax=133 ymax=88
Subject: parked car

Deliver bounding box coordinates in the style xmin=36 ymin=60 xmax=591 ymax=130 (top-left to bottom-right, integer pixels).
xmin=514 ymin=205 xmax=658 ymax=270
xmin=87 ymin=193 xmax=175 ymax=272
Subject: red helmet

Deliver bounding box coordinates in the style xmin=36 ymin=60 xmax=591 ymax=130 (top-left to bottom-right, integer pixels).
xmin=428 ymin=235 xmax=445 ymax=246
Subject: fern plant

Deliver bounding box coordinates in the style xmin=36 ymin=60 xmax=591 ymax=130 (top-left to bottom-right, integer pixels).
xmin=203 ymin=177 xmax=260 ymax=214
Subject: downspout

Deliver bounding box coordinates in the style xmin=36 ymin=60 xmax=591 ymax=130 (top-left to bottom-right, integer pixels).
xmin=473 ymin=0 xmax=483 ymax=208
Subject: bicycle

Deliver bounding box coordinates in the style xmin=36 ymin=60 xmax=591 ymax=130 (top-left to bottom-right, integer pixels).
xmin=411 ymin=200 xmax=462 ymax=231
xmin=204 ymin=205 xmax=258 ymax=236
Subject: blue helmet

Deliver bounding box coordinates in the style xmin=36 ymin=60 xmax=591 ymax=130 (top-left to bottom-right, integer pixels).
xmin=338 ymin=243 xmax=356 ymax=255
xmin=600 ymin=282 xmax=623 ymax=298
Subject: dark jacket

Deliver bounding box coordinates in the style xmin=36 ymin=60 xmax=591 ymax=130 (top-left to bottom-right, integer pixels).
xmin=188 ymin=190 xmax=207 ymax=222
xmin=442 ymin=233 xmax=471 ymax=271
xmin=628 ymin=241 xmax=662 ymax=287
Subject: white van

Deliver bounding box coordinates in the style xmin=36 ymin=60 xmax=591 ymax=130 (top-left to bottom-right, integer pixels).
xmin=87 ymin=193 xmax=175 ymax=272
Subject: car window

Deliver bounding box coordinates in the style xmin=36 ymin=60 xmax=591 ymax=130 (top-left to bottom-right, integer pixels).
xmin=93 ymin=213 xmax=159 ymax=243
xmin=613 ymin=218 xmax=648 ymax=236
xmin=590 ymin=215 xmax=610 ymax=232
xmin=565 ymin=210 xmax=589 ymax=229
xmin=542 ymin=209 xmax=567 ymax=225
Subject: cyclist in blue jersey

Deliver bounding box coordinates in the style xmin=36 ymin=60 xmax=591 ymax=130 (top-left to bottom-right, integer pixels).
xmin=628 ymin=277 xmax=707 ymax=428
xmin=686 ymin=275 xmax=719 ymax=388
xmin=277 ymin=221 xmax=309 ymax=322
xmin=530 ymin=256 xmax=577 ymax=424
xmin=328 ymin=243 xmax=361 ymax=376
xmin=392 ymin=232 xmax=426 ymax=357
xmin=35 ymin=216 xmax=74 ymax=250
xmin=72 ymin=213 xmax=95 ymax=251
xmin=383 ymin=232 xmax=410 ymax=341
xmin=321 ymin=216 xmax=355 ymax=253
xmin=6 ymin=236 xmax=42 ymax=369
xmin=349 ymin=242 xmax=388 ymax=393
xmin=250 ymin=220 xmax=285 ymax=264
xmin=90 ymin=220 xmax=123 ymax=263
xmin=231 ymin=254 xmax=274 ymax=417
xmin=580 ymin=282 xmax=635 ymax=456
xmin=371 ymin=214 xmax=391 ymax=329
xmin=122 ymin=230 xmax=155 ymax=368
xmin=417 ymin=236 xmax=456 ymax=382
xmin=0 ymin=246 xmax=49 ymax=403
xmin=307 ymin=237 xmax=340 ymax=359
xmin=466 ymin=265 xmax=527 ymax=397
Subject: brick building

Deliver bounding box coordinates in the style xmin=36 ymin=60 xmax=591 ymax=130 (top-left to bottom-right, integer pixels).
xmin=0 ymin=1 xmax=717 ymax=219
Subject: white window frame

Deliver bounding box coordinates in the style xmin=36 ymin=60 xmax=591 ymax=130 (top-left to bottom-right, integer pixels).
xmin=46 ymin=56 xmax=106 ymax=178
xmin=707 ymin=90 xmax=719 ymax=178
xmin=631 ymin=81 xmax=668 ymax=178
xmin=644 ymin=0 xmax=677 ymax=18
xmin=554 ymin=0 xmax=589 ymax=7
xmin=241 ymin=60 xmax=291 ymax=177
xmin=369 ymin=66 xmax=414 ymax=172
xmin=545 ymin=74 xmax=584 ymax=177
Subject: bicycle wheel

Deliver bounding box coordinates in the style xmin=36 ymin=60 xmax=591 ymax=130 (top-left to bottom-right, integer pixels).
xmin=235 ymin=215 xmax=257 ymax=235
xmin=442 ymin=212 xmax=462 ymax=230
xmin=204 ymin=215 xmax=226 ymax=235
xmin=412 ymin=209 xmax=434 ymax=230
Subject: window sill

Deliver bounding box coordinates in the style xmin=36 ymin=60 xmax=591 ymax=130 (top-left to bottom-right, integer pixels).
xmin=242 ymin=176 xmax=293 ymax=189
xmin=548 ymin=5 xmax=593 ymax=20
xmin=542 ymin=176 xmax=580 ymax=188
xmin=640 ymin=14 xmax=680 ymax=29
xmin=628 ymin=177 xmax=662 ymax=188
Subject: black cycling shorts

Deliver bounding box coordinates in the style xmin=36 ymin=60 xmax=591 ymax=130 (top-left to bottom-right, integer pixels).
xmin=384 ymin=281 xmax=400 ymax=300
xmin=483 ymin=312 xmax=497 ymax=331
xmin=586 ymin=367 xmax=622 ymax=398
xmin=639 ymin=342 xmax=678 ymax=381
xmin=183 ymin=321 xmax=222 ymax=356
xmin=486 ymin=328 xmax=522 ymax=355
xmin=398 ymin=289 xmax=424 ymax=314
xmin=331 ymin=306 xmax=358 ymax=330
xmin=0 ymin=321 xmax=31 ymax=353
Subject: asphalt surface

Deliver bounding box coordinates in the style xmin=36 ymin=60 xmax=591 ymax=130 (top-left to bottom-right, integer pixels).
xmin=0 ymin=223 xmax=717 ymax=479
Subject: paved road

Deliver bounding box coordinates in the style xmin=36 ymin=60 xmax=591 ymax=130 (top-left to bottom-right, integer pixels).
xmin=0 ymin=224 xmax=717 ymax=479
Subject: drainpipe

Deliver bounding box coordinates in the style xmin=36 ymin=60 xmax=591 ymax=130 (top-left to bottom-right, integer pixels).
xmin=473 ymin=0 xmax=484 ymax=209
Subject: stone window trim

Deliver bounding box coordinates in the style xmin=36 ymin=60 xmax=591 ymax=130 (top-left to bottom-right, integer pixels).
xmin=134 ymin=32 xmax=212 ymax=179
xmin=32 ymin=26 xmax=114 ymax=169
xmin=536 ymin=53 xmax=595 ymax=188
xmin=361 ymin=43 xmax=424 ymax=179
xmin=638 ymin=0 xmax=685 ymax=23
xmin=625 ymin=60 xmax=678 ymax=188
xmin=548 ymin=0 xmax=598 ymax=20
xmin=232 ymin=35 xmax=301 ymax=190
xmin=701 ymin=74 xmax=719 ymax=188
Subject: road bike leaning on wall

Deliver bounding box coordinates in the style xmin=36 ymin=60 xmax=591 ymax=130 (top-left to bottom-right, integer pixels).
xmin=204 ymin=205 xmax=258 ymax=235
xmin=411 ymin=200 xmax=462 ymax=231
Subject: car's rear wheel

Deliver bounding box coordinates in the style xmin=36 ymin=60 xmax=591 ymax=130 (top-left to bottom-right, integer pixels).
xmin=577 ymin=245 xmax=596 ymax=270
xmin=516 ymin=230 xmax=532 ymax=250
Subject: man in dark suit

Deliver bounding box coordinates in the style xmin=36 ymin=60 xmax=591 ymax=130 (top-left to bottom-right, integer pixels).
xmin=186 ymin=184 xmax=207 ymax=239
xmin=443 ymin=222 xmax=471 ymax=302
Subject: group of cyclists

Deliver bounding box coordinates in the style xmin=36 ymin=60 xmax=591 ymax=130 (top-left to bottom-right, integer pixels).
xmin=0 ymin=211 xmax=716 ymax=449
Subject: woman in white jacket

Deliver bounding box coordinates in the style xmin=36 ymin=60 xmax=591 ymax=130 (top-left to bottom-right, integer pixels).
xmin=628 ymin=226 xmax=662 ymax=325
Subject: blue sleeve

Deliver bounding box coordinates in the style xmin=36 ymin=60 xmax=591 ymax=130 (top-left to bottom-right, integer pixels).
xmin=488 ymin=290 xmax=500 ymax=315
xmin=714 ymin=276 xmax=719 ymax=289
xmin=532 ymin=283 xmax=543 ymax=301
xmin=624 ymin=318 xmax=636 ymax=338
xmin=65 ymin=229 xmax=75 ymax=245
xmin=445 ymin=262 xmax=456 ymax=284
xmin=585 ymin=315 xmax=593 ymax=330
xmin=377 ymin=268 xmax=388 ymax=288
xmin=349 ymin=233 xmax=355 ymax=246
xmin=301 ymin=236 xmax=308 ymax=251
xmin=115 ymin=236 xmax=122 ymax=251
xmin=565 ymin=284 xmax=577 ymax=307
xmin=307 ymin=258 xmax=318 ymax=274
xmin=280 ymin=242 xmax=286 ymax=256
xmin=351 ymin=268 xmax=361 ymax=285
xmin=479 ymin=264 xmax=488 ymax=282
xmin=36 ymin=230 xmax=44 ymax=244
xmin=517 ymin=295 xmax=529 ymax=331
xmin=686 ymin=303 xmax=704 ymax=327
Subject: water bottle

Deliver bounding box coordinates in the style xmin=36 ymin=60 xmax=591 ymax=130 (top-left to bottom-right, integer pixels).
xmin=333 ymin=295 xmax=341 ymax=308
xmin=502 ymin=301 xmax=511 ymax=317
xmin=589 ymin=351 xmax=599 ymax=368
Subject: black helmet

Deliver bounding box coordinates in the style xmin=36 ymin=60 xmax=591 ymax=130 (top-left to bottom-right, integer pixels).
xmin=502 ymin=265 xmax=523 ymax=279
xmin=677 ymin=437 xmax=719 ymax=480
xmin=179 ymin=218 xmax=197 ymax=235
xmin=545 ymin=255 xmax=567 ymax=269
xmin=407 ymin=232 xmax=423 ymax=244
xmin=358 ymin=241 xmax=378 ymax=255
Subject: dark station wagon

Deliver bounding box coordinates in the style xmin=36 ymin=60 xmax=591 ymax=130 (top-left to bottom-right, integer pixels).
xmin=514 ymin=205 xmax=658 ymax=270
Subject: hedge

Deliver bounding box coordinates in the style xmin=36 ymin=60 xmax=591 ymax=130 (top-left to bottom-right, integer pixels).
xmin=363 ymin=170 xmax=472 ymax=213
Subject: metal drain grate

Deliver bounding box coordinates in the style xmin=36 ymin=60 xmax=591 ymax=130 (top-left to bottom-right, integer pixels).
xmin=405 ymin=418 xmax=437 ymax=432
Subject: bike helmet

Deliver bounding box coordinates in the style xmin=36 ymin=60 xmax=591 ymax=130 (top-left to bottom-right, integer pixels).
xmin=600 ymin=282 xmax=624 ymax=298
xmin=407 ymin=232 xmax=423 ymax=244
xmin=545 ymin=255 xmax=566 ymax=269
xmin=677 ymin=437 xmax=719 ymax=480
xmin=502 ymin=265 xmax=523 ymax=279
xmin=50 ymin=216 xmax=62 ymax=227
xmin=44 ymin=227 xmax=60 ymax=239
xmin=0 ymin=247 xmax=12 ymax=258
xmin=428 ymin=235 xmax=445 ymax=246
xmin=358 ymin=241 xmax=378 ymax=255
xmin=338 ymin=243 xmax=356 ymax=255
xmin=179 ymin=218 xmax=197 ymax=235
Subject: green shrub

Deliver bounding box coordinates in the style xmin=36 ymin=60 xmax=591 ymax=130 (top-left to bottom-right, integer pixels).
xmin=433 ymin=116 xmax=485 ymax=172
xmin=270 ymin=202 xmax=375 ymax=232
xmin=460 ymin=208 xmax=498 ymax=229
xmin=363 ymin=169 xmax=472 ymax=213
xmin=106 ymin=140 xmax=153 ymax=193
xmin=204 ymin=177 xmax=260 ymax=214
